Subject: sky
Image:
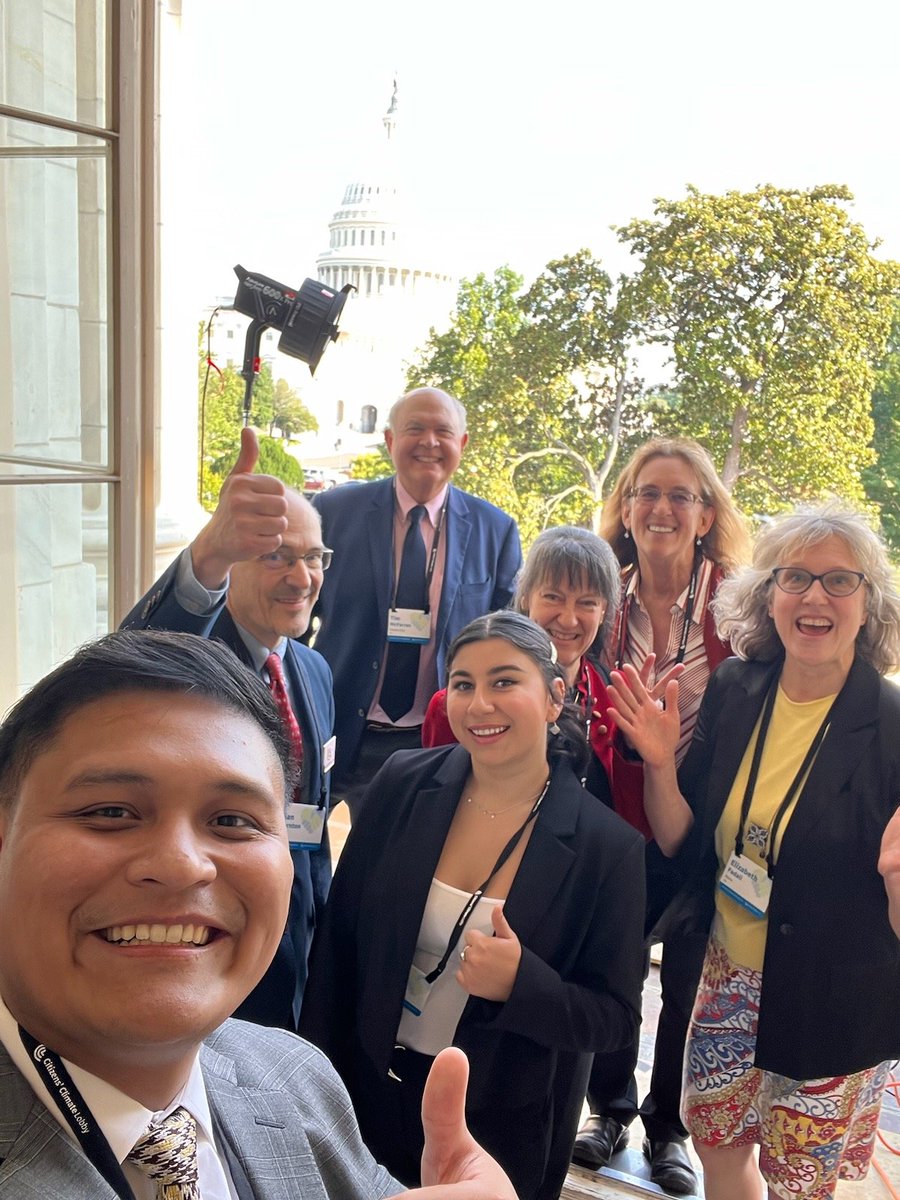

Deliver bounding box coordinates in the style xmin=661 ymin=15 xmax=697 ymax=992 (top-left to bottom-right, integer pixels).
xmin=179 ymin=0 xmax=900 ymax=306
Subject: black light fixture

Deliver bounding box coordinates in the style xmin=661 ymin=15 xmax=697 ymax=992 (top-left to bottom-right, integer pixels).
xmin=232 ymin=264 xmax=354 ymax=423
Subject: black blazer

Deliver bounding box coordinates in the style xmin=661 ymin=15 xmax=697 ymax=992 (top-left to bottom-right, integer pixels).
xmin=301 ymin=745 xmax=646 ymax=1195
xmin=677 ymin=654 xmax=900 ymax=1078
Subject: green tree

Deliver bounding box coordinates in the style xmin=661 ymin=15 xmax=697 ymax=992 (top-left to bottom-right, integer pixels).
xmin=350 ymin=448 xmax=393 ymax=480
xmin=411 ymin=266 xmax=543 ymax=531
xmin=508 ymin=251 xmax=653 ymax=530
xmin=411 ymin=256 xmax=653 ymax=539
xmin=270 ymin=377 xmax=318 ymax=440
xmin=211 ymin=435 xmax=304 ymax=491
xmin=618 ymin=184 xmax=900 ymax=514
xmin=862 ymin=302 xmax=900 ymax=551
xmin=199 ymin=332 xmax=312 ymax=509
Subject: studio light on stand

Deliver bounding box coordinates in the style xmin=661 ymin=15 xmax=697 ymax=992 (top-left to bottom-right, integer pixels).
xmin=232 ymin=264 xmax=354 ymax=425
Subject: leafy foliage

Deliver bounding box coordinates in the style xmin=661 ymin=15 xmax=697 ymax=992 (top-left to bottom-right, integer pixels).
xmin=198 ymin=331 xmax=315 ymax=510
xmin=410 ymin=257 xmax=652 ymax=541
xmin=862 ymin=302 xmax=900 ymax=551
xmin=617 ymin=185 xmax=900 ymax=514
xmin=271 ymin=377 xmax=318 ymax=440
xmin=350 ymin=447 xmax=393 ymax=480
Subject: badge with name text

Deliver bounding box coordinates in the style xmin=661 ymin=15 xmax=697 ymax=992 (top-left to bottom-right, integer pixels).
xmin=286 ymin=803 xmax=325 ymax=850
xmin=386 ymin=608 xmax=430 ymax=644
xmin=401 ymin=965 xmax=432 ymax=1016
xmin=718 ymin=852 xmax=771 ymax=918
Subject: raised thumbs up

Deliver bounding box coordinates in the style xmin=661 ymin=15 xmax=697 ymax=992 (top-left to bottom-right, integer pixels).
xmin=408 ymin=1048 xmax=516 ymax=1199
xmin=191 ymin=428 xmax=290 ymax=589
xmin=455 ymin=904 xmax=522 ymax=1002
xmin=231 ymin=425 xmax=261 ymax=476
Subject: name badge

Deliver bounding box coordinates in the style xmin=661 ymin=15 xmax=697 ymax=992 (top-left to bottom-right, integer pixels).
xmin=387 ymin=608 xmax=430 ymax=644
xmin=718 ymin=852 xmax=771 ymax=918
xmin=286 ymin=803 xmax=325 ymax=850
xmin=322 ymin=735 xmax=336 ymax=773
xmin=401 ymin=965 xmax=432 ymax=1016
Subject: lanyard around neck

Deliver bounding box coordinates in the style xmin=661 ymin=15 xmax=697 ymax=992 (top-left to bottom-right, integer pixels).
xmin=616 ymin=556 xmax=701 ymax=671
xmin=733 ymin=678 xmax=836 ymax=876
xmin=18 ymin=1025 xmax=138 ymax=1200
xmin=575 ymin=660 xmax=595 ymax=744
xmin=425 ymin=776 xmax=550 ymax=985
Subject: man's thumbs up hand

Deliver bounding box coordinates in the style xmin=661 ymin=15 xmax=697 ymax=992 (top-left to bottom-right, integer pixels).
xmin=191 ymin=428 xmax=290 ymax=589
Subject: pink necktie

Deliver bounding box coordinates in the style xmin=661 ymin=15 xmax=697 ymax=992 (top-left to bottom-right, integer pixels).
xmin=264 ymin=652 xmax=303 ymax=768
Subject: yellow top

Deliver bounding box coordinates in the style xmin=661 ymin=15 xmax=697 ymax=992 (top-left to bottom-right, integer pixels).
xmin=712 ymin=686 xmax=835 ymax=971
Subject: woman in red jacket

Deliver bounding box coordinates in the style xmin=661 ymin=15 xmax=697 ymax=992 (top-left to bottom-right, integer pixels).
xmin=423 ymin=525 xmax=626 ymax=815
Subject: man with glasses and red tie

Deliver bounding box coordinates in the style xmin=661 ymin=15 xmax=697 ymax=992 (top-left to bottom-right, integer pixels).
xmin=122 ymin=428 xmax=335 ymax=1033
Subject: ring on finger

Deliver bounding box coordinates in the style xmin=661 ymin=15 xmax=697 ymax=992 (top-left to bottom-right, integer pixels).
xmin=459 ymin=947 xmax=467 ymax=962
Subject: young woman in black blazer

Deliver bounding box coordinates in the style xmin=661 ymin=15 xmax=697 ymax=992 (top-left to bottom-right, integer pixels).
xmin=301 ymin=612 xmax=646 ymax=1200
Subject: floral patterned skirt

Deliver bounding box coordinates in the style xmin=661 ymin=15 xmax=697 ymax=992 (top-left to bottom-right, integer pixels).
xmin=683 ymin=936 xmax=889 ymax=1200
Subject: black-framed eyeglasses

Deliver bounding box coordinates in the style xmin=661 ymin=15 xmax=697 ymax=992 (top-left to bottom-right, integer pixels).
xmin=771 ymin=567 xmax=865 ymax=597
xmin=627 ymin=485 xmax=706 ymax=509
xmin=258 ymin=548 xmax=333 ymax=572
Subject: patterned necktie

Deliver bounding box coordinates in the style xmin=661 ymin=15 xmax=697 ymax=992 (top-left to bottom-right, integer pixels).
xmin=127 ymin=1105 xmax=201 ymax=1200
xmin=265 ymin=651 xmax=303 ymax=769
xmin=380 ymin=504 xmax=427 ymax=722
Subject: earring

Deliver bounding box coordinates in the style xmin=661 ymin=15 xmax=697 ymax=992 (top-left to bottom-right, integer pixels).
xmin=624 ymin=529 xmax=631 ymax=540
xmin=696 ymin=535 xmax=703 ymax=547
xmin=549 ymin=721 xmax=561 ymax=736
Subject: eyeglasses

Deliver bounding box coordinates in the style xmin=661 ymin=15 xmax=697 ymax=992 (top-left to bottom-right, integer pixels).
xmin=627 ymin=486 xmax=705 ymax=509
xmin=258 ymin=548 xmax=333 ymax=572
xmin=771 ymin=567 xmax=865 ymax=597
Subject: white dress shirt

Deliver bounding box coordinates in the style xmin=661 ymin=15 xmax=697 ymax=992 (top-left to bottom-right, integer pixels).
xmin=0 ymin=998 xmax=238 ymax=1199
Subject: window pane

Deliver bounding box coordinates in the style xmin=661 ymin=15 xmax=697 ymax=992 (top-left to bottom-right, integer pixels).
xmin=0 ymin=0 xmax=108 ymax=129
xmin=0 ymin=481 xmax=113 ymax=708
xmin=0 ymin=117 xmax=110 ymax=470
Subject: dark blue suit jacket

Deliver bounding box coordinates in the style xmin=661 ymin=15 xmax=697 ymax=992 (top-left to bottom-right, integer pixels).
xmin=311 ymin=478 xmax=521 ymax=777
xmin=121 ymin=556 xmax=335 ymax=1031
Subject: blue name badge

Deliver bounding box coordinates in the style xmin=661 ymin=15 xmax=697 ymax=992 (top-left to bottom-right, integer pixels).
xmin=386 ymin=608 xmax=430 ymax=645
xmin=286 ymin=803 xmax=324 ymax=850
xmin=401 ymin=965 xmax=431 ymax=1016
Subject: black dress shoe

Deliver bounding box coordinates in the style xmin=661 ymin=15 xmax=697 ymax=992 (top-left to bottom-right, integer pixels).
xmin=571 ymin=1115 xmax=629 ymax=1168
xmin=642 ymin=1137 xmax=698 ymax=1195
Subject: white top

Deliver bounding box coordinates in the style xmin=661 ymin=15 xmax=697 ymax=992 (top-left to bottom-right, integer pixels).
xmin=397 ymin=877 xmax=502 ymax=1056
xmin=0 ymin=997 xmax=237 ymax=1200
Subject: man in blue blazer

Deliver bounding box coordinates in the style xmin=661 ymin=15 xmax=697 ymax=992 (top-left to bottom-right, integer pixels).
xmin=0 ymin=630 xmax=516 ymax=1199
xmin=312 ymin=387 xmax=522 ymax=812
xmin=121 ymin=429 xmax=335 ymax=1031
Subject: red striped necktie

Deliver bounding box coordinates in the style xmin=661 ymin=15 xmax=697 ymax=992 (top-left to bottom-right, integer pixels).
xmin=264 ymin=651 xmax=303 ymax=768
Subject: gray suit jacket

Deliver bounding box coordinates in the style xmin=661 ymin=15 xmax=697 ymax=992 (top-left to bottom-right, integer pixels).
xmin=0 ymin=1021 xmax=400 ymax=1198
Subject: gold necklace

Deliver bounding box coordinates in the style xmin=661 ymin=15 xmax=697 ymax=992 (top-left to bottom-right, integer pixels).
xmin=465 ymin=776 xmax=550 ymax=819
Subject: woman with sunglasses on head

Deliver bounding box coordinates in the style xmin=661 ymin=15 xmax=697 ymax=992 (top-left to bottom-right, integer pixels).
xmin=300 ymin=612 xmax=646 ymax=1200
xmin=606 ymin=504 xmax=900 ymax=1200
xmin=573 ymin=437 xmax=750 ymax=1194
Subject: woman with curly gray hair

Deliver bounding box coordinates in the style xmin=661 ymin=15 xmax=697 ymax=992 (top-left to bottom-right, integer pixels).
xmin=606 ymin=503 xmax=900 ymax=1200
